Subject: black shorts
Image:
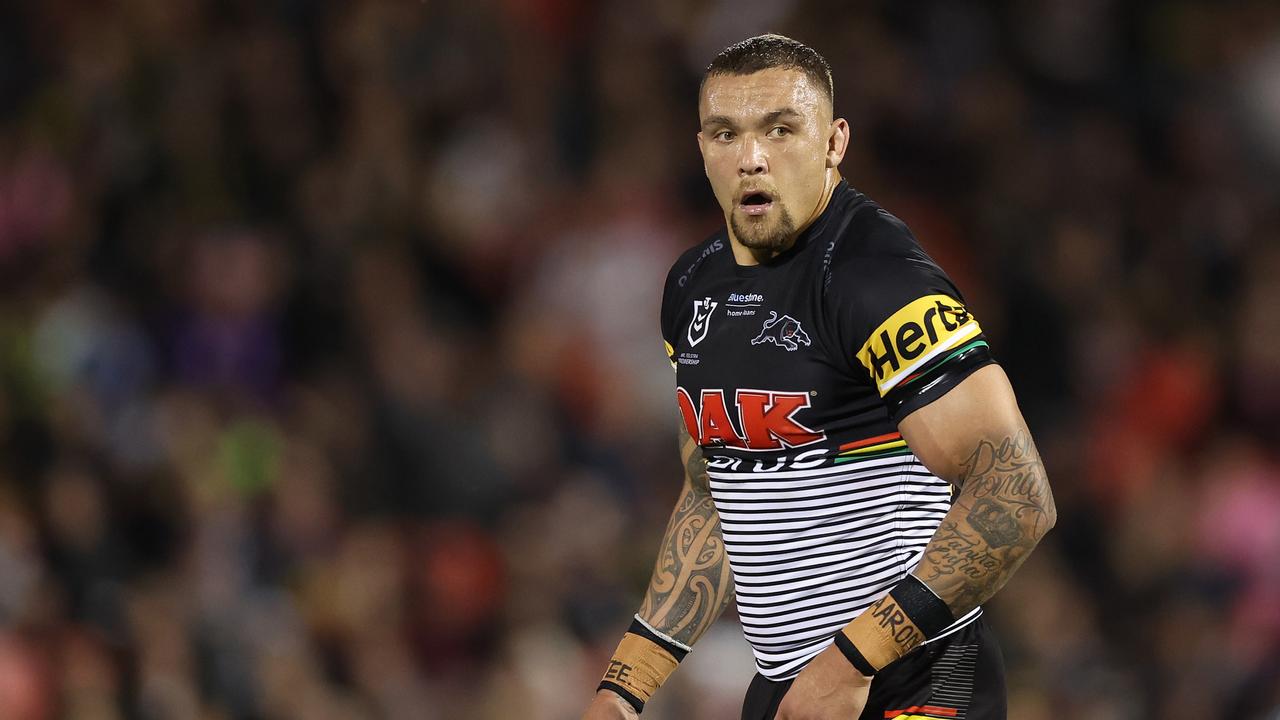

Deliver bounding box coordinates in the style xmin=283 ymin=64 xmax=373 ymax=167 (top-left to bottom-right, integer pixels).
xmin=740 ymin=616 xmax=1006 ymax=720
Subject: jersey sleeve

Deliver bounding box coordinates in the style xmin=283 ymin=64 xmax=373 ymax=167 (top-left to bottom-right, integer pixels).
xmin=826 ymin=218 xmax=996 ymax=423
xmin=659 ymin=260 xmax=682 ymax=371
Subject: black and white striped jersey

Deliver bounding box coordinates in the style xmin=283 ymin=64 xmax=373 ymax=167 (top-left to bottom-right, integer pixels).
xmin=660 ymin=180 xmax=995 ymax=680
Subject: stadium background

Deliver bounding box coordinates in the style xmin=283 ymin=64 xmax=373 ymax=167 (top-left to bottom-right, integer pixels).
xmin=1 ymin=1 xmax=1279 ymax=718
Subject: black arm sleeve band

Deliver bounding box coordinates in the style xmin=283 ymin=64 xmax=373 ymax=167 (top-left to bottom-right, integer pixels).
xmin=886 ymin=341 xmax=995 ymax=422
xmin=626 ymin=617 xmax=689 ymax=661
xmin=892 ymin=575 xmax=955 ymax=638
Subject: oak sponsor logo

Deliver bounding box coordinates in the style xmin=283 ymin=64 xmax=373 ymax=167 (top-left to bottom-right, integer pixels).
xmin=856 ymin=294 xmax=982 ymax=396
xmin=677 ymin=387 xmax=825 ymax=451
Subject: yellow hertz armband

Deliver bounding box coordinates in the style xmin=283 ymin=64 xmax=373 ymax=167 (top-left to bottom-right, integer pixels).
xmin=598 ymin=618 xmax=689 ymax=713
xmin=664 ymin=340 xmax=676 ymax=371
xmin=856 ymin=294 xmax=982 ymax=397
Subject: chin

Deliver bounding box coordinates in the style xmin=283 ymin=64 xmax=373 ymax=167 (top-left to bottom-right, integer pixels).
xmin=732 ymin=212 xmax=796 ymax=252
xmin=737 ymin=232 xmax=790 ymax=252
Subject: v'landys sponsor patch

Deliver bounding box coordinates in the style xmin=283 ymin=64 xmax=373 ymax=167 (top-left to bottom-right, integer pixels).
xmin=856 ymin=294 xmax=982 ymax=396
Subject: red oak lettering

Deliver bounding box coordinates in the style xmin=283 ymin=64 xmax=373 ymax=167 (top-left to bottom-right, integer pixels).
xmin=676 ymin=387 xmax=825 ymax=450
xmin=698 ymin=390 xmax=743 ymax=448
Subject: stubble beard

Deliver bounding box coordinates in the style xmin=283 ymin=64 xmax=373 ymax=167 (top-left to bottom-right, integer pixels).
xmin=730 ymin=204 xmax=798 ymax=254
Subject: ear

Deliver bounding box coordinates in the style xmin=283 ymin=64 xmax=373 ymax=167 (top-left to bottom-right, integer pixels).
xmin=696 ymin=131 xmax=709 ymax=175
xmin=825 ymin=118 xmax=850 ymax=169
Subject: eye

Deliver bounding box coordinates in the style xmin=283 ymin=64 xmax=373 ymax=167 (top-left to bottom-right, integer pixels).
xmin=714 ymin=130 xmax=735 ymax=142
xmin=768 ymin=126 xmax=790 ymax=138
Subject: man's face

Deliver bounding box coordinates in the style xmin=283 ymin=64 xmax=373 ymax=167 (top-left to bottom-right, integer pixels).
xmin=697 ymin=67 xmax=845 ymax=254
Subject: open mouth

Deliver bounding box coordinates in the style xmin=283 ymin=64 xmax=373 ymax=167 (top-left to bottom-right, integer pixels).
xmin=737 ymin=191 xmax=774 ymax=216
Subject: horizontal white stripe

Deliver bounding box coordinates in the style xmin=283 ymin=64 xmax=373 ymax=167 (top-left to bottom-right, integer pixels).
xmin=721 ymin=515 xmax=942 ymax=556
xmin=711 ymin=472 xmax=936 ymax=502
xmin=726 ymin=529 xmax=909 ymax=565
xmin=746 ymin=621 xmax=852 ymax=651
xmin=741 ymin=611 xmax=855 ymax=642
xmin=720 ymin=519 xmax=896 ymax=544
xmin=708 ymin=454 xmax=924 ymax=482
xmin=719 ymin=494 xmax=949 ymax=518
xmin=728 ymin=539 xmax=904 ymax=577
xmin=713 ymin=475 xmax=946 ymax=505
xmin=720 ymin=510 xmax=947 ymax=543
xmin=735 ymin=595 xmax=872 ymax=630
xmin=764 ymin=650 xmax=824 ymax=679
xmin=732 ymin=556 xmax=909 ymax=605
xmin=719 ymin=502 xmax=901 ymax=530
xmin=729 ymin=548 xmax=903 ymax=588
xmin=722 ymin=528 xmax=888 ymax=550
xmin=733 ymin=571 xmax=901 ymax=617
xmin=716 ymin=490 xmax=950 ymax=518
xmin=719 ymin=519 xmax=927 ymax=549
xmin=710 ymin=472 xmax=943 ymax=496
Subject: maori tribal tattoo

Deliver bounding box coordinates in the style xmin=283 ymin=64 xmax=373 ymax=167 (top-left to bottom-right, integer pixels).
xmin=915 ymin=429 xmax=1056 ymax=615
xmin=637 ymin=421 xmax=736 ymax=647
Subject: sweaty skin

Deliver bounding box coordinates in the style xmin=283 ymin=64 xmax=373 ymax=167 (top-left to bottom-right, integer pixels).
xmin=696 ymin=68 xmax=849 ymax=266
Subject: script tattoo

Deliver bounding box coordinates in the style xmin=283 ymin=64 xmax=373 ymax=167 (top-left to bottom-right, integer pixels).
xmin=637 ymin=420 xmax=736 ymax=646
xmin=917 ymin=429 xmax=1055 ymax=615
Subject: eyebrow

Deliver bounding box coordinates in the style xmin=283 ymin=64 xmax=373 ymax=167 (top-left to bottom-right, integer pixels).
xmin=700 ymin=107 xmax=804 ymax=131
xmin=763 ymin=108 xmax=802 ymax=124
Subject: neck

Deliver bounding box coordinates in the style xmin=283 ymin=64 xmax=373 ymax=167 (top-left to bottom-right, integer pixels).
xmin=729 ymin=171 xmax=841 ymax=266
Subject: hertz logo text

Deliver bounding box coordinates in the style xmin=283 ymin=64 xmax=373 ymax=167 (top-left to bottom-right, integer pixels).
xmin=856 ymin=294 xmax=982 ymax=396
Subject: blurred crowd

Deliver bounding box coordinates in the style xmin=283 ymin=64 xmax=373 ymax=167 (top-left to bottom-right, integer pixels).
xmin=0 ymin=0 xmax=1278 ymax=718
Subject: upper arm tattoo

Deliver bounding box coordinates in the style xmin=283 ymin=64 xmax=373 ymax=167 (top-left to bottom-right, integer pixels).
xmin=679 ymin=419 xmax=711 ymax=495
xmin=636 ymin=418 xmax=734 ymax=646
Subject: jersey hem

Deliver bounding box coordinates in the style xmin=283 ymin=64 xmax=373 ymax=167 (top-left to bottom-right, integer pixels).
xmin=752 ymin=605 xmax=983 ymax=682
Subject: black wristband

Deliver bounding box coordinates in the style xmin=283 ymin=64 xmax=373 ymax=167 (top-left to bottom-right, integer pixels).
xmin=595 ymin=618 xmax=688 ymax=714
xmin=597 ymin=681 xmax=645 ymax=714
xmin=626 ymin=617 xmax=690 ymax=662
xmin=890 ymin=575 xmax=954 ymax=639
xmin=832 ymin=632 xmax=877 ymax=676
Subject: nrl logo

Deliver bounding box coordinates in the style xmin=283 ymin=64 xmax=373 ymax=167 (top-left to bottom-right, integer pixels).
xmin=687 ymin=297 xmax=718 ymax=347
xmin=751 ymin=312 xmax=811 ymax=352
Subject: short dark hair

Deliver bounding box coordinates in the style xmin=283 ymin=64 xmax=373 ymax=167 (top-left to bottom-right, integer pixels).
xmin=702 ymin=34 xmax=834 ymax=106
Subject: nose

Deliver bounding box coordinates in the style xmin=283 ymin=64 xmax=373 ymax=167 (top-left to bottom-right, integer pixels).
xmin=738 ymin=136 xmax=767 ymax=176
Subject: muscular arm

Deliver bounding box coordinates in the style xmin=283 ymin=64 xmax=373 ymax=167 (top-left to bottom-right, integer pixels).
xmin=898 ymin=363 xmax=1058 ymax=617
xmin=586 ymin=421 xmax=735 ymax=717
xmin=779 ymin=364 xmax=1053 ymax=718
xmin=636 ymin=419 xmax=735 ymax=646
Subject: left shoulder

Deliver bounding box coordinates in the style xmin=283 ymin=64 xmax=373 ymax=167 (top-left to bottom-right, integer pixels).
xmin=820 ymin=192 xmax=954 ymax=303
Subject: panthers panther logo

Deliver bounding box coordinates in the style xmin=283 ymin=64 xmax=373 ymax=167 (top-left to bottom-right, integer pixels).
xmin=751 ymin=312 xmax=811 ymax=352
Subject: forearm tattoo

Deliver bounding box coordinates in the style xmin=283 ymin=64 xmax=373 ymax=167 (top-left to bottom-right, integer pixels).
xmin=915 ymin=429 xmax=1056 ymax=615
xmin=637 ymin=422 xmax=736 ymax=647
